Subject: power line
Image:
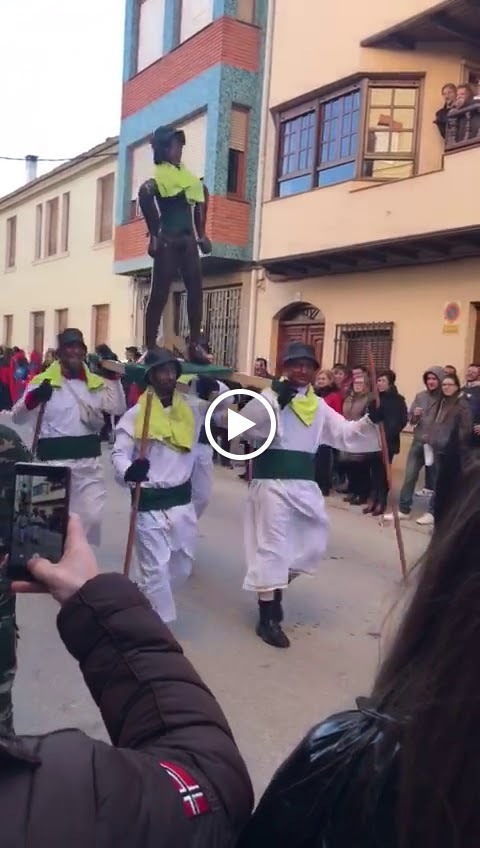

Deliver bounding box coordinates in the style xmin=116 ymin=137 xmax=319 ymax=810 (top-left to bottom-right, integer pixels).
xmin=0 ymin=153 xmax=114 ymax=162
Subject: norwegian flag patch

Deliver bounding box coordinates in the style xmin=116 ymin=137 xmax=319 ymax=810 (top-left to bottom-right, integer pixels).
xmin=160 ymin=760 xmax=211 ymax=818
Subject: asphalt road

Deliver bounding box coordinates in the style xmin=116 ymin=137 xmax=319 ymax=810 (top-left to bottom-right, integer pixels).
xmin=5 ymin=415 xmax=428 ymax=797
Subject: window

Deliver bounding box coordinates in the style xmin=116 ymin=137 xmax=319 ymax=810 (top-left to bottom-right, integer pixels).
xmin=137 ymin=0 xmax=165 ymax=73
xmin=61 ymin=193 xmax=70 ymax=252
xmin=175 ymin=285 xmax=241 ymax=368
xmin=3 ymin=315 xmax=13 ymax=347
xmin=55 ymin=308 xmax=69 ymax=335
xmin=363 ymin=86 xmax=418 ymax=180
xmin=333 ymin=322 xmax=394 ymax=371
xmin=34 ymin=204 xmax=43 ymax=259
xmin=275 ymin=79 xmax=420 ymax=196
xmin=5 ymin=216 xmax=16 ymax=269
xmin=46 ymin=197 xmax=59 ymax=256
xmin=92 ymin=304 xmax=110 ymax=347
xmin=31 ymin=311 xmax=45 ymax=355
xmin=96 ymin=173 xmax=115 ymax=243
xmin=227 ymin=107 xmax=249 ymax=197
xmin=179 ymin=0 xmax=213 ymax=44
xmin=236 ymin=0 xmax=255 ymax=23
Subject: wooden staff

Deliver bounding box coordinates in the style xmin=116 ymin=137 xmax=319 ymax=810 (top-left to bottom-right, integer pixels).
xmin=367 ymin=346 xmax=407 ymax=581
xmin=31 ymin=403 xmax=46 ymax=458
xmin=123 ymin=388 xmax=154 ymax=578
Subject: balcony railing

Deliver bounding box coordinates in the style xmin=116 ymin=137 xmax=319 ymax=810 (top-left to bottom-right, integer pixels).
xmin=445 ymin=103 xmax=480 ymax=152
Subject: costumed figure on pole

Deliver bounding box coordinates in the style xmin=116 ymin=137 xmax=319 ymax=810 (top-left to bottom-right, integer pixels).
xmin=138 ymin=126 xmax=212 ymax=365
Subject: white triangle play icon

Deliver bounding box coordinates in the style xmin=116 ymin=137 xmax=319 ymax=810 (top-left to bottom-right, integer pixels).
xmin=227 ymin=407 xmax=256 ymax=441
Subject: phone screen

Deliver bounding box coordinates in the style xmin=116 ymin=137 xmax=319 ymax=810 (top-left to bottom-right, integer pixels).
xmin=7 ymin=464 xmax=70 ymax=581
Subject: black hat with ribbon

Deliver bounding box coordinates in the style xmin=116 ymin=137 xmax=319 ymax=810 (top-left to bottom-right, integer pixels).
xmin=57 ymin=328 xmax=87 ymax=352
xmin=281 ymin=341 xmax=319 ymax=369
xmin=151 ymin=126 xmax=186 ymax=165
xmin=143 ymin=347 xmax=182 ymax=383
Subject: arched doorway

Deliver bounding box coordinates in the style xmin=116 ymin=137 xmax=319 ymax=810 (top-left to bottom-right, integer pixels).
xmin=275 ymin=302 xmax=325 ymax=372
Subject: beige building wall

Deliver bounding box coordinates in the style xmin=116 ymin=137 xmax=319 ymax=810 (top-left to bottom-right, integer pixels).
xmin=0 ymin=144 xmax=133 ymax=357
xmin=254 ymin=257 xmax=480 ymax=407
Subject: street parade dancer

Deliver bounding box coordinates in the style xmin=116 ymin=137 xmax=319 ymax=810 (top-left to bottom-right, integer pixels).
xmin=237 ymin=341 xmax=383 ymax=649
xmin=138 ymin=125 xmax=212 ymax=364
xmin=111 ymin=348 xmax=218 ymax=622
xmin=11 ymin=328 xmax=126 ymax=546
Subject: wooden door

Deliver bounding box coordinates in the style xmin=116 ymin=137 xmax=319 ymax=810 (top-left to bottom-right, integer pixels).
xmin=93 ymin=304 xmax=110 ymax=347
xmin=32 ymin=311 xmax=45 ymax=354
xmin=473 ymin=305 xmax=480 ymax=364
xmin=277 ymin=322 xmax=324 ymax=372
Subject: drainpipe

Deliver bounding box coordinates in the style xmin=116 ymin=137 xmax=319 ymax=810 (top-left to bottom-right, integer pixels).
xmin=244 ymin=0 xmax=275 ymax=374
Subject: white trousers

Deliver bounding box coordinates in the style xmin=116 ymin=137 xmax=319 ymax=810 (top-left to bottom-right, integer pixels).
xmin=191 ymin=444 xmax=213 ymax=519
xmin=244 ymin=479 xmax=330 ymax=592
xmin=133 ymin=504 xmax=197 ymax=622
xmin=51 ymin=457 xmax=105 ymax=547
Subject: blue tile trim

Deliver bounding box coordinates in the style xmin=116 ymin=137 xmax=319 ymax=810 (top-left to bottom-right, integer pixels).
xmin=163 ymin=0 xmax=179 ymax=53
xmin=123 ymin=0 xmax=138 ymax=82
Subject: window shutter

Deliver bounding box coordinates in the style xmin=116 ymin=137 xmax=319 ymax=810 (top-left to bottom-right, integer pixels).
xmin=180 ymin=0 xmax=213 ymax=43
xmin=131 ymin=143 xmax=153 ymax=199
xmin=177 ymin=113 xmax=207 ymax=179
xmin=137 ymin=0 xmax=165 ymax=72
xmin=236 ymin=0 xmax=255 ymax=23
xmin=230 ymin=108 xmax=248 ymax=151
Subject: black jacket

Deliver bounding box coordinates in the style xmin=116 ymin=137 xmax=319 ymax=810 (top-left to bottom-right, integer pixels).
xmin=0 ymin=574 xmax=253 ymax=847
xmin=238 ymin=705 xmax=397 ymax=848
xmin=379 ymin=387 xmax=408 ymax=457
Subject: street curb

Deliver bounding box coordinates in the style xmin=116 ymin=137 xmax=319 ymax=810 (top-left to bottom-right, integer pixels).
xmin=326 ymin=494 xmax=432 ymax=537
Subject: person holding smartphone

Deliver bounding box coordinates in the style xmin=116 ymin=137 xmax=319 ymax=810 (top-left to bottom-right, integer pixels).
xmin=7 ymin=515 xmax=253 ymax=846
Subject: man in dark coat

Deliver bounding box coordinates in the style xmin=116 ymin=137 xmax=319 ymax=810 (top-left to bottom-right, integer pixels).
xmin=4 ymin=515 xmax=253 ymax=846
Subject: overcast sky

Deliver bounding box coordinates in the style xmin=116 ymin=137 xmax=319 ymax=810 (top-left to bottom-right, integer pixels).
xmin=0 ymin=0 xmax=124 ymax=196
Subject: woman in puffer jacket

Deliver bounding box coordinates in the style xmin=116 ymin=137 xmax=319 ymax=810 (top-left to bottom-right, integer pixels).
xmin=239 ymin=460 xmax=480 ymax=848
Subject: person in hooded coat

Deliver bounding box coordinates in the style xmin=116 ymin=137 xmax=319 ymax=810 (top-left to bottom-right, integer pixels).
xmin=11 ymin=329 xmax=126 ymax=546
xmin=234 ymin=342 xmax=382 ymax=649
xmin=385 ymin=365 xmax=445 ymax=521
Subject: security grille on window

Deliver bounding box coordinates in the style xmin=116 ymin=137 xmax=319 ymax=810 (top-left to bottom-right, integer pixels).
xmin=333 ymin=322 xmax=394 ymax=371
xmin=174 ymin=285 xmax=241 ymax=368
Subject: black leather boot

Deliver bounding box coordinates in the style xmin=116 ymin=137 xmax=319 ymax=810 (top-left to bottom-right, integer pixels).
xmin=256 ymin=600 xmax=290 ymax=649
xmin=273 ymin=589 xmax=284 ymax=622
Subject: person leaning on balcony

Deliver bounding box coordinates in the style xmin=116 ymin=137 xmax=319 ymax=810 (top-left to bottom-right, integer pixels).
xmin=447 ymin=83 xmax=480 ymax=144
xmin=434 ymin=83 xmax=457 ymax=139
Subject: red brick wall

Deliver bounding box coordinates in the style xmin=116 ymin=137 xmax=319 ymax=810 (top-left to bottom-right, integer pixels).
xmin=122 ymin=18 xmax=260 ymax=118
xmin=114 ymin=196 xmax=250 ymax=262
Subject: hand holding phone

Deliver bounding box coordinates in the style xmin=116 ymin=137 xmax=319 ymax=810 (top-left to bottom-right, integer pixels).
xmin=7 ymin=463 xmax=71 ymax=582
xmin=11 ymin=514 xmax=98 ymax=605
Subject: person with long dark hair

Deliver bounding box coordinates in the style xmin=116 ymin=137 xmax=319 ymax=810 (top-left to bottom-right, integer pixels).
xmin=314 ymin=369 xmax=343 ymax=496
xmin=366 ymin=369 xmax=407 ymax=517
xmin=239 ymin=459 xmax=480 ymax=848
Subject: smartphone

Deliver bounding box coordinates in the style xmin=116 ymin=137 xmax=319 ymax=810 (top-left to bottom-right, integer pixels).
xmin=7 ymin=463 xmax=71 ymax=581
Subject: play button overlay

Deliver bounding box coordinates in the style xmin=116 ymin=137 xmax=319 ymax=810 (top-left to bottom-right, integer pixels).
xmin=204 ymin=388 xmax=277 ymax=462
xmin=227 ymin=407 xmax=255 ymax=441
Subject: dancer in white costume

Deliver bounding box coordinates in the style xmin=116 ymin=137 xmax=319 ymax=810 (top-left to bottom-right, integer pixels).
xmin=178 ymin=374 xmax=235 ymax=518
xmin=11 ymin=328 xmax=126 ymax=546
xmin=112 ymin=348 xmax=209 ymax=622
xmin=238 ymin=341 xmax=383 ymax=648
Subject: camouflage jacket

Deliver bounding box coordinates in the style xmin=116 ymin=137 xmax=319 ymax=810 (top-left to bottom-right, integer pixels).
xmin=0 ymin=423 xmax=32 ymax=735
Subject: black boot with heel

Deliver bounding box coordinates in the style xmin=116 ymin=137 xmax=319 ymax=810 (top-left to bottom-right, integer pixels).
xmin=256 ymin=600 xmax=290 ymax=649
